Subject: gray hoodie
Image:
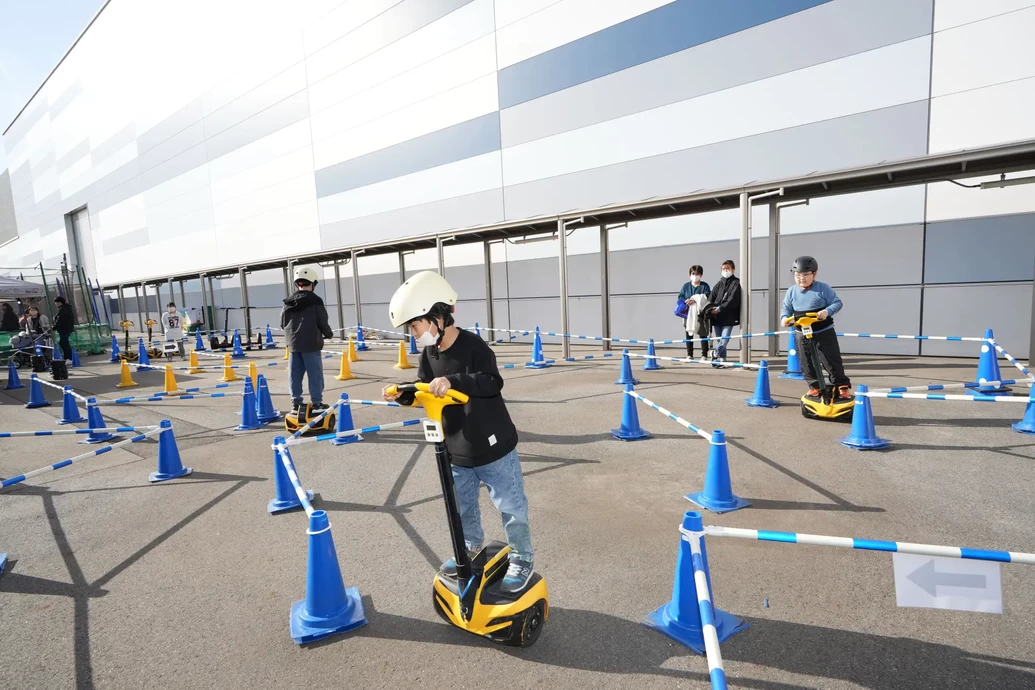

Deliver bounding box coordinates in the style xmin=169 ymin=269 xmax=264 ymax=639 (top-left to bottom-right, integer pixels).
xmin=280 ymin=290 xmax=333 ymax=352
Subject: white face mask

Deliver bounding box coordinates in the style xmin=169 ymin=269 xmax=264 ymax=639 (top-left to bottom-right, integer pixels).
xmin=415 ymin=325 xmax=439 ymax=349
xmin=721 ymin=270 xmax=733 ymax=279
xmin=690 ymin=275 xmax=701 ymax=285
xmin=168 ymin=308 xmax=176 ymax=313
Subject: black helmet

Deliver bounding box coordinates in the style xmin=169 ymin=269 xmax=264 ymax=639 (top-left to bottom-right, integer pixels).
xmin=791 ymin=256 xmax=818 ymax=273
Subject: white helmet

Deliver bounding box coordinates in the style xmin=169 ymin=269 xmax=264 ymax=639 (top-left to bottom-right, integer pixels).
xmin=293 ymin=265 xmax=319 ymax=285
xmin=388 ymin=271 xmax=458 ymax=328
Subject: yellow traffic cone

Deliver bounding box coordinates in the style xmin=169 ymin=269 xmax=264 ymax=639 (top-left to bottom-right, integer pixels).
xmin=249 ymin=361 xmax=259 ymax=391
xmin=348 ymin=337 xmax=359 ymax=362
xmin=188 ymin=350 xmax=204 ymax=374
xmin=394 ymin=340 xmax=414 ymax=370
xmin=283 ymin=346 xmax=290 ymax=362
xmin=115 ymin=360 xmax=138 ymax=388
xmin=218 ymin=353 xmax=239 ymax=382
xmin=335 ymin=350 xmax=355 ymax=381
xmin=163 ymin=364 xmax=183 ymax=395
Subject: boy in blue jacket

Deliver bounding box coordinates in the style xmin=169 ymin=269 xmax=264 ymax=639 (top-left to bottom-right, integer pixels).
xmin=780 ymin=256 xmax=851 ymax=400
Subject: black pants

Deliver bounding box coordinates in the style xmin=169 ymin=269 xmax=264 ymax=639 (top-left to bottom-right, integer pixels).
xmin=58 ymin=332 xmax=73 ymax=361
xmin=797 ymin=328 xmax=850 ymax=389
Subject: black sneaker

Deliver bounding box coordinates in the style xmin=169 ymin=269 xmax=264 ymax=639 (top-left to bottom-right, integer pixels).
xmin=311 ymin=403 xmax=330 ymax=413
xmin=502 ymin=557 xmax=534 ymax=593
xmin=291 ymin=402 xmax=303 ymax=416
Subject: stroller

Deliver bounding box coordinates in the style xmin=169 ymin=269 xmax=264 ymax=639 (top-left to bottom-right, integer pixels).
xmin=10 ymin=330 xmax=55 ymax=373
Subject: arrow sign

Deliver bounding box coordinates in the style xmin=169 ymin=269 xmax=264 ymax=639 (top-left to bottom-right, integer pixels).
xmin=893 ymin=553 xmax=1002 ymax=614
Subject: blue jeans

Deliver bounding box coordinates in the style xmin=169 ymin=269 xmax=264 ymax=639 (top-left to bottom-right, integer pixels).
xmin=289 ymin=350 xmax=325 ymax=405
xmin=714 ymin=325 xmax=734 ymax=360
xmin=451 ymin=449 xmax=534 ymax=562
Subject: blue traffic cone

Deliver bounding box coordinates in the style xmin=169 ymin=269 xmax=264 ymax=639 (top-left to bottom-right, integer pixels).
xmin=331 ymin=392 xmax=361 ymax=445
xmin=643 ymin=339 xmax=662 ymax=370
xmin=643 ymin=510 xmax=748 ymax=652
xmin=408 ymin=333 xmax=418 ymax=355
xmin=26 ymin=374 xmax=51 ymax=409
xmin=1012 ymin=385 xmax=1035 ymax=434
xmin=291 ymin=509 xmax=367 ymax=644
xmin=231 ymin=329 xmax=246 ymax=359
xmin=615 ymin=349 xmax=639 ymax=385
xmin=269 ymin=438 xmax=314 ymax=514
xmin=137 ymin=337 xmax=151 ymax=366
xmin=256 ymin=374 xmax=282 ymax=423
xmin=57 ymin=387 xmax=87 ymax=424
xmin=355 ymin=324 xmax=369 ymax=351
xmin=70 ymin=349 xmax=81 ymax=368
xmin=194 ymin=330 xmax=206 ymax=352
xmin=235 ymin=378 xmax=265 ymax=430
xmin=475 ymin=322 xmax=481 ymax=338
xmin=745 ymin=360 xmax=779 ymax=408
xmin=265 ymin=324 xmax=276 ymax=348
xmin=779 ymin=337 xmax=804 ymax=379
xmin=109 ymin=335 xmax=121 ymax=363
xmin=5 ymin=360 xmax=23 ymax=390
xmin=971 ymin=329 xmax=1010 ymax=395
xmin=686 ymin=430 xmax=749 ymax=513
xmin=35 ymin=341 xmax=44 ymax=358
xmin=840 ymin=384 xmax=889 ymax=449
xmin=526 ymin=327 xmax=550 ymax=369
xmin=0 ymin=552 xmax=7 ymax=577
xmin=149 ymin=420 xmax=193 ymax=482
xmin=611 ymin=383 xmax=651 ymax=441
xmin=82 ymin=400 xmax=117 ymax=444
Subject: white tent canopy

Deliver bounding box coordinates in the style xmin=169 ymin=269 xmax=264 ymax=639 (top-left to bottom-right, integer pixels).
xmin=0 ymin=276 xmax=46 ymax=300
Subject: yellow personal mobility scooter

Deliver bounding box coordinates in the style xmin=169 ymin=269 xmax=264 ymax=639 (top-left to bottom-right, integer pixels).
xmin=786 ymin=312 xmax=854 ymax=422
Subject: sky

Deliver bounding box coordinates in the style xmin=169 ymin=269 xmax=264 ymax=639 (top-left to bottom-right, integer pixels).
xmin=0 ymin=0 xmax=105 ymax=172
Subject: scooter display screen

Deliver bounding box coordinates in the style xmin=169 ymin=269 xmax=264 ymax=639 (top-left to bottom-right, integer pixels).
xmin=423 ymin=420 xmax=444 ymax=443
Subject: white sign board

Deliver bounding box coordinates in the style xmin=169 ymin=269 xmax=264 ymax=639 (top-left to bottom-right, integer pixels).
xmin=893 ymin=553 xmax=1002 ymax=614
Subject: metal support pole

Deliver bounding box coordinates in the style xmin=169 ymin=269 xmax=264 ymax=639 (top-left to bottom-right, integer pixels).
xmin=739 ymin=192 xmax=751 ymax=364
xmin=240 ymin=267 xmax=252 ymax=336
xmin=437 ymin=236 xmax=445 ymax=275
xmin=283 ymin=265 xmax=291 ymax=299
xmin=351 ymin=250 xmax=362 ymax=328
xmin=558 ymin=218 xmax=570 ymax=359
xmin=768 ymin=203 xmax=780 ymax=358
xmin=208 ymin=276 xmax=217 ymax=332
xmin=398 ymin=252 xmax=406 ymax=285
xmin=154 ymin=282 xmax=163 ymax=315
xmin=199 ymin=274 xmax=210 ymax=332
xmin=142 ymin=284 xmax=152 ymax=327
xmin=167 ymin=277 xmax=174 ymax=309
xmin=133 ymin=285 xmax=143 ymax=334
xmin=1029 ymin=251 xmax=1035 ymax=362
xmin=600 ymin=224 xmax=611 ymax=351
xmin=334 ymin=261 xmax=345 ymax=336
xmin=483 ymin=241 xmax=494 ymax=339
xmin=117 ymin=285 xmax=125 ymax=324
xmin=178 ymin=280 xmax=186 ymax=308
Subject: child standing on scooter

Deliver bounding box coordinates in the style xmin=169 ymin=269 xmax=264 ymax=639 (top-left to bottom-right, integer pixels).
xmin=780 ymin=256 xmax=852 ymax=400
xmin=382 ymin=271 xmax=535 ymax=594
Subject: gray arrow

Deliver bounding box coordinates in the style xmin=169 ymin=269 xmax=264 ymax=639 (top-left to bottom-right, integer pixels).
xmin=907 ymin=559 xmax=987 ymax=596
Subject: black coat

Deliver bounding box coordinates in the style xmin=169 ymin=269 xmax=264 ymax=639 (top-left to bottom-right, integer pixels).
xmin=54 ymin=303 xmax=75 ymax=335
xmin=709 ymin=275 xmax=741 ymax=328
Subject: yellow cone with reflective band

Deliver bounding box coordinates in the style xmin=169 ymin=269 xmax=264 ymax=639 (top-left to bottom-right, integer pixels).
xmin=394 ymin=340 xmax=413 ymax=370
xmin=219 ymin=353 xmax=239 ymax=382
xmin=348 ymin=338 xmax=359 ymax=362
xmin=115 ymin=360 xmax=138 ymax=388
xmin=163 ymin=364 xmax=183 ymax=395
xmin=283 ymin=346 xmax=290 ymax=362
xmin=188 ymin=350 xmax=203 ymax=374
xmin=335 ymin=350 xmax=354 ymax=381
xmin=249 ymin=361 xmax=259 ymax=391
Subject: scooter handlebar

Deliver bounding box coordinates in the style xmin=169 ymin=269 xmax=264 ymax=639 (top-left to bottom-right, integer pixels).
xmin=784 ymin=312 xmax=821 ymax=327
xmin=386 ymin=382 xmax=469 ymax=405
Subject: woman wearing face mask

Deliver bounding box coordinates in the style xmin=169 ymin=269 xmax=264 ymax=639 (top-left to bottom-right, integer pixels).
xmin=707 ymin=260 xmax=741 ymax=364
xmin=20 ymin=305 xmax=50 ymax=335
xmin=676 ymin=266 xmax=710 ymax=358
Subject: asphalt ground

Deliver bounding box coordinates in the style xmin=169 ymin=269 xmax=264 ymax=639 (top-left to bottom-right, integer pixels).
xmin=1 ymin=338 xmax=1033 ymax=690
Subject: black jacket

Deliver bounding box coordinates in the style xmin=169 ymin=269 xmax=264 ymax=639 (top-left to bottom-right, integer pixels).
xmin=709 ymin=275 xmax=741 ymax=328
xmin=0 ymin=308 xmax=18 ymax=332
xmin=280 ymin=290 xmax=333 ymax=352
xmin=54 ymin=303 xmax=75 ymax=335
xmin=414 ymin=329 xmax=518 ymax=468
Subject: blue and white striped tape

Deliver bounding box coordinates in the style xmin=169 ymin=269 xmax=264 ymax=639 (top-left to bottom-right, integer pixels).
xmin=682 ymin=529 xmax=729 ymax=690
xmin=89 ymin=392 xmax=246 ymax=405
xmin=987 ymin=339 xmax=1032 ymax=378
xmin=0 ymin=425 xmax=158 ymax=438
xmin=702 ymin=525 xmax=1035 ymax=564
xmin=289 ymin=397 xmax=348 ymax=439
xmin=1 ymin=427 xmax=164 ymax=488
xmin=272 ymin=444 xmax=316 ymax=517
xmin=626 ymin=390 xmax=712 ymax=441
xmin=626 ymin=352 xmax=759 ymax=370
xmin=837 ymin=333 xmax=986 ymax=342
xmin=861 ymin=391 xmax=1030 ymax=403
xmin=35 ymin=378 xmax=90 ymax=402
xmin=284 ymin=417 xmax=425 ymax=446
xmin=869 ymin=378 xmax=1032 ymax=394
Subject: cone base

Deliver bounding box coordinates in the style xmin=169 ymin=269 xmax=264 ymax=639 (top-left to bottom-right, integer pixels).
xmin=642 ymin=601 xmax=748 ymax=654
xmin=115 ymin=382 xmax=138 ymax=389
xmin=356 ymin=344 xmax=369 ymax=352
xmin=5 ymin=383 xmax=25 ymax=390
xmin=611 ymin=427 xmax=651 ymax=441
xmin=686 ymin=491 xmax=750 ymax=514
xmin=330 ymin=433 xmax=362 ymax=446
xmin=393 ymin=363 xmax=414 ymax=370
xmin=26 ymin=400 xmax=52 ymax=409
xmin=236 ymin=421 xmax=268 ymax=431
xmin=268 ymin=489 xmax=314 ymax=515
xmin=57 ymin=416 xmax=87 ymax=425
xmin=526 ymin=362 xmax=552 ymax=369
xmin=218 ymin=376 xmax=239 ymax=383
xmin=231 ymin=353 xmax=246 ymax=359
xmin=80 ymin=433 xmax=119 ymax=445
xmin=149 ymin=466 xmax=193 ymax=483
xmin=840 ymin=435 xmax=889 ymax=449
xmin=643 ymin=362 xmax=662 ymax=371
xmin=967 ymin=387 xmax=1011 ymax=396
xmin=258 ymin=412 xmax=283 ymax=424
xmin=334 ymin=374 xmax=355 ymax=381
xmin=615 ymin=377 xmax=640 ymax=385
xmin=745 ymin=397 xmax=780 ymax=408
xmin=1012 ymin=420 xmax=1035 ymax=434
xmin=779 ymin=372 xmax=805 ymax=380
xmin=290 ymin=586 xmax=367 ymax=645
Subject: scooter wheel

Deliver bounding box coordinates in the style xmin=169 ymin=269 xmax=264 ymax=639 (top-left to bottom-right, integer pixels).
xmin=515 ymin=599 xmax=547 ymax=648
